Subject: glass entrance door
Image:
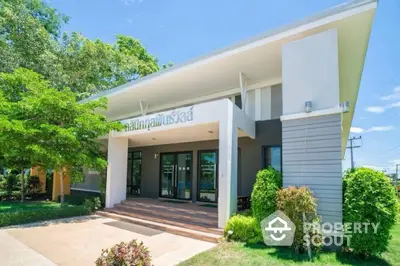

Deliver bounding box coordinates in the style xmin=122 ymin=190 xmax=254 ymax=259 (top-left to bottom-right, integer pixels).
xmin=127 ymin=151 xmax=142 ymax=195
xmin=198 ymin=150 xmax=218 ymax=202
xmin=160 ymin=152 xmax=192 ymax=200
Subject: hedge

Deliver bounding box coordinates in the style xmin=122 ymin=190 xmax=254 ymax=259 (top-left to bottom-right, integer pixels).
xmin=224 ymin=214 xmax=263 ymax=243
xmin=0 ymin=205 xmax=90 ymax=227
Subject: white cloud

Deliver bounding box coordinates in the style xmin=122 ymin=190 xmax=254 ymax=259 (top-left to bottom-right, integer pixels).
xmin=381 ymin=86 xmax=400 ymax=101
xmin=350 ymin=125 xmax=394 ymax=134
xmin=126 ymin=18 xmax=133 ymax=24
xmin=365 ymin=101 xmax=400 ymax=114
xmin=390 ymin=101 xmax=400 ymax=108
xmin=365 ymin=126 xmax=394 ymax=133
xmin=350 ymin=127 xmax=364 ymax=133
xmin=365 ymin=106 xmax=385 ymax=113
xmin=121 ymin=0 xmax=144 ymax=6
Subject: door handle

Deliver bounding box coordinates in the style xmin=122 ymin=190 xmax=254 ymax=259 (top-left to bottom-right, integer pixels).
xmin=174 ymin=165 xmax=178 ymax=187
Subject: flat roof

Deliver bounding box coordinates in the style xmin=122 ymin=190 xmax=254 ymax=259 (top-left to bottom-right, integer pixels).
xmin=82 ymin=0 xmax=376 ymax=105
xmin=82 ymin=0 xmax=377 ymax=155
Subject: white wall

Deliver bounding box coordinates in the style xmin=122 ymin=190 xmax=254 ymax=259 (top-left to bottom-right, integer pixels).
xmin=106 ymin=137 xmax=128 ymax=208
xmin=282 ymin=29 xmax=340 ymax=115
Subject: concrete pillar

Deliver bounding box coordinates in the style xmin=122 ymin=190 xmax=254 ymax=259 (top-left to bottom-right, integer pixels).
xmin=106 ymin=136 xmax=128 ymax=208
xmin=52 ymin=168 xmax=71 ymax=201
xmin=218 ymin=104 xmax=238 ymax=228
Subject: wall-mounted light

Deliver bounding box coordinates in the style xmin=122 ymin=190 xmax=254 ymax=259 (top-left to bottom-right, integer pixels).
xmin=341 ymin=101 xmax=350 ymax=113
xmin=154 ymin=153 xmax=158 ymax=159
xmin=305 ymin=101 xmax=313 ymax=113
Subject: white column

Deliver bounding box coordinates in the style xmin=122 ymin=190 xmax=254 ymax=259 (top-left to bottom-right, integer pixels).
xmin=106 ymin=136 xmax=128 ymax=208
xmin=218 ymin=103 xmax=238 ymax=228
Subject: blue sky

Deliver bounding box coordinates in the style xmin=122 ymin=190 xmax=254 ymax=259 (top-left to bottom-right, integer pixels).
xmin=48 ymin=0 xmax=400 ymax=173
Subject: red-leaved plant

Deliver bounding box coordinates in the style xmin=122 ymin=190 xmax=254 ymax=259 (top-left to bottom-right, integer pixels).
xmin=95 ymin=239 xmax=151 ymax=266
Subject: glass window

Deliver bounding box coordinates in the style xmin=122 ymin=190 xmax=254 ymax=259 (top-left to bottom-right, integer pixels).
xmin=198 ymin=151 xmax=218 ymax=202
xmin=127 ymin=151 xmax=142 ymax=195
xmin=235 ymin=95 xmax=242 ymax=109
xmin=264 ymin=146 xmax=282 ymax=172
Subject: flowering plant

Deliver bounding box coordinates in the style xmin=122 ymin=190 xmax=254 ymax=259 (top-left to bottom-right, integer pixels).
xmin=95 ymin=239 xmax=151 ymax=266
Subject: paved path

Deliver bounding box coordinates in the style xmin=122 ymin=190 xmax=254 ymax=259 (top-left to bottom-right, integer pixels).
xmin=0 ymin=231 xmax=56 ymax=266
xmin=0 ymin=216 xmax=215 ymax=266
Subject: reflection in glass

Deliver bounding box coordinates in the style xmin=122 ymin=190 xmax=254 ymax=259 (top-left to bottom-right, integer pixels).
xmin=176 ymin=153 xmax=192 ymax=200
xmin=127 ymin=151 xmax=141 ymax=195
xmin=266 ymin=146 xmax=282 ymax=172
xmin=198 ymin=151 xmax=217 ymax=202
xmin=161 ymin=154 xmax=175 ymax=198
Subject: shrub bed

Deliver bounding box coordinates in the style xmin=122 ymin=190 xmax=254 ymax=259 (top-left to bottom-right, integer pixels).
xmin=251 ymin=168 xmax=282 ymax=223
xmin=343 ymin=167 xmax=398 ymax=257
xmin=224 ymin=214 xmax=263 ymax=244
xmin=0 ymin=202 xmax=90 ymax=227
xmin=95 ymin=239 xmax=151 ymax=266
xmin=276 ymin=186 xmax=320 ymax=253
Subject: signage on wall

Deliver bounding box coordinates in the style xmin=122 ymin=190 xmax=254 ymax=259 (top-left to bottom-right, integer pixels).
xmin=123 ymin=106 xmax=194 ymax=132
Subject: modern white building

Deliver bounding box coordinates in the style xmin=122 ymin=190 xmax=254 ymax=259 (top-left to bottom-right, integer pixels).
xmin=77 ymin=0 xmax=377 ymax=229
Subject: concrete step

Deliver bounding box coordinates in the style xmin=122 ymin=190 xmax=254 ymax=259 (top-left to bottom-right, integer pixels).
xmin=114 ymin=204 xmax=217 ymax=227
xmin=96 ymin=210 xmax=223 ymax=243
xmin=121 ymin=200 xmax=218 ymax=218
xmin=104 ymin=208 xmax=222 ymax=235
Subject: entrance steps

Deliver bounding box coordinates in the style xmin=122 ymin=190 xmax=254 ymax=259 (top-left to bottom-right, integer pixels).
xmin=96 ymin=199 xmax=223 ymax=243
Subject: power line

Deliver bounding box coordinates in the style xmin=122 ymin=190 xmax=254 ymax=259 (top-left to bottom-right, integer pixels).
xmin=346 ymin=136 xmax=362 ymax=169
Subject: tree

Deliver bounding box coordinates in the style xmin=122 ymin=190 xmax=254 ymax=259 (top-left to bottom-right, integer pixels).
xmin=0 ymin=0 xmax=162 ymax=99
xmin=0 ymin=68 xmax=124 ymax=203
xmin=59 ymin=33 xmax=160 ymax=99
xmin=0 ymin=69 xmax=45 ymax=202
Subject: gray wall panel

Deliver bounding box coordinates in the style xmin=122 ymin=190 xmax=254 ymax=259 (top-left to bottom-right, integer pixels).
xmin=71 ymin=168 xmax=101 ymax=192
xmin=282 ymin=113 xmax=342 ymax=223
xmin=271 ymin=84 xmax=283 ymax=119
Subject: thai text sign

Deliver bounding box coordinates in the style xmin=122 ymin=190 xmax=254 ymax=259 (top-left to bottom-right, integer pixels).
xmin=123 ymin=106 xmax=194 ymax=132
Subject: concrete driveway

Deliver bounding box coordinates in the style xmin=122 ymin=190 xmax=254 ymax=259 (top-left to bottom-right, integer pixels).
xmin=0 ymin=216 xmax=215 ymax=266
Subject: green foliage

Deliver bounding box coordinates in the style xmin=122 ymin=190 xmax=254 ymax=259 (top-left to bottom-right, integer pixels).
xmin=95 ymin=240 xmax=152 ymax=266
xmin=224 ymin=214 xmax=263 ymax=244
xmin=0 ymin=202 xmax=89 ymax=227
xmin=4 ymin=173 xmax=19 ymax=195
xmin=0 ymin=0 xmax=162 ymax=99
xmin=26 ymin=175 xmax=42 ymax=195
xmin=343 ymin=168 xmax=398 ymax=257
xmin=276 ymin=186 xmax=320 ymax=253
xmin=0 ymin=68 xmax=124 ymax=202
xmin=0 ymin=174 xmax=5 ymax=189
xmin=83 ymin=197 xmax=102 ymax=213
xmin=59 ymin=194 xmax=99 ymax=205
xmin=251 ymin=168 xmax=282 ymax=223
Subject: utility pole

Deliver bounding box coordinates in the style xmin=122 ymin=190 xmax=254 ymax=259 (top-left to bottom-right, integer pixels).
xmin=347 ymin=136 xmax=362 ymax=169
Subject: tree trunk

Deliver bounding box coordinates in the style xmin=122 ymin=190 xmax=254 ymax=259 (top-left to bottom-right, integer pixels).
xmin=59 ymin=170 xmax=64 ymax=204
xmin=20 ymin=169 xmax=24 ymax=203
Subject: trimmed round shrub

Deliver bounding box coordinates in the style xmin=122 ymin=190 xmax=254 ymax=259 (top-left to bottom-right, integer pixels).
xmin=277 ymin=186 xmax=320 ymax=253
xmin=344 ymin=168 xmax=398 ymax=257
xmin=224 ymin=214 xmax=262 ymax=244
xmin=251 ymin=168 xmax=282 ymax=223
xmin=95 ymin=239 xmax=151 ymax=266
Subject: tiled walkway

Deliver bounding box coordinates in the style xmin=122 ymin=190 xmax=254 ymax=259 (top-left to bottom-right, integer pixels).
xmin=1 ymin=216 xmax=215 ymax=266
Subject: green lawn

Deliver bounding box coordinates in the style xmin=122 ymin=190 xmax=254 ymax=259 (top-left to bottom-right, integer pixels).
xmin=0 ymin=201 xmax=89 ymax=227
xmin=180 ymin=224 xmax=400 ymax=266
xmin=0 ymin=201 xmax=61 ymax=212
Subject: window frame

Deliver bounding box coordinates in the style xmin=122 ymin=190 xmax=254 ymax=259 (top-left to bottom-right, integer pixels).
xmin=262 ymin=145 xmax=282 ymax=172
